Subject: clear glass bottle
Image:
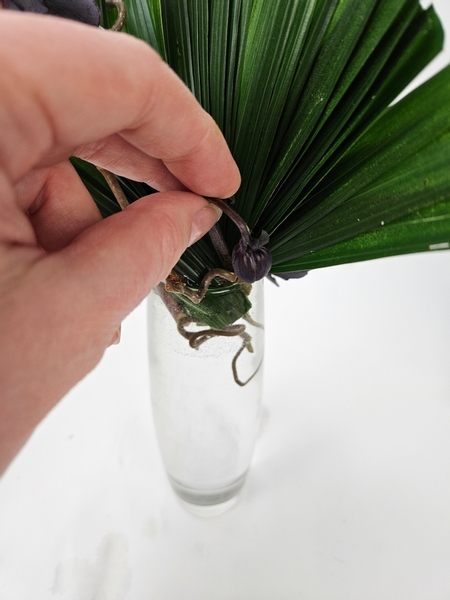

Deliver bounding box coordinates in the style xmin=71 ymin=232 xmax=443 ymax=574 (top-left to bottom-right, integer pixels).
xmin=147 ymin=280 xmax=264 ymax=515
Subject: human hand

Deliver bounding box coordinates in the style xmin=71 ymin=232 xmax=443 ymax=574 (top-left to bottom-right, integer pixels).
xmin=0 ymin=12 xmax=240 ymax=474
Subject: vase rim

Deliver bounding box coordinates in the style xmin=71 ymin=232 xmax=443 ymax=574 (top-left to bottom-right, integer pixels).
xmin=164 ymin=279 xmax=258 ymax=298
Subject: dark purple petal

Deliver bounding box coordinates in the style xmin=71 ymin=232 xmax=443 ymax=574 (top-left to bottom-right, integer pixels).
xmin=273 ymin=270 xmax=308 ymax=281
xmin=205 ymin=199 xmax=273 ymax=284
xmin=1 ymin=0 xmax=100 ymax=26
xmin=232 ymin=234 xmax=273 ymax=284
xmin=1 ymin=0 xmax=46 ymax=11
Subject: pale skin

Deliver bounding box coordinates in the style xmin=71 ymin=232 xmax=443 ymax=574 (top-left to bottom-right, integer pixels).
xmin=0 ymin=13 xmax=241 ymax=475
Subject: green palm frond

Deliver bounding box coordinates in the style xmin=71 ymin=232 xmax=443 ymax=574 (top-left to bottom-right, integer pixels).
xmin=76 ymin=0 xmax=450 ymax=284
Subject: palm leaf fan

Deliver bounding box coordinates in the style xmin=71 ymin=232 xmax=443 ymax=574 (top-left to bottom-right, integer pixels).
xmin=72 ymin=0 xmax=450 ymax=319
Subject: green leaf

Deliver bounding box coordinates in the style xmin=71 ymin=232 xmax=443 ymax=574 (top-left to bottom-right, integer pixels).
xmin=253 ymin=0 xmax=380 ymax=222
xmin=273 ymin=200 xmax=450 ymax=270
xmin=71 ymin=157 xmax=122 ymax=218
xmin=173 ymin=284 xmax=252 ymax=329
xmin=148 ymin=0 xmax=167 ymax=58
xmin=269 ymin=63 xmax=450 ymax=264
xmin=209 ymin=0 xmax=230 ymax=131
xmin=82 ymin=0 xmax=449 ymax=285
xmin=158 ymin=0 xmax=197 ymax=95
xmin=257 ymin=4 xmax=444 ymax=234
xmin=122 ymin=0 xmax=159 ymax=51
xmin=232 ymin=0 xmax=327 ymax=225
xmin=272 ymin=131 xmax=450 ymax=264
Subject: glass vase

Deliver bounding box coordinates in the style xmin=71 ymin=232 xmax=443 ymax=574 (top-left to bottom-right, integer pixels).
xmin=147 ymin=280 xmax=264 ymax=516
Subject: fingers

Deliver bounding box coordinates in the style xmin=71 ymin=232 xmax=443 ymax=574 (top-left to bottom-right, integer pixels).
xmin=56 ymin=192 xmax=222 ymax=320
xmin=14 ymin=161 xmax=102 ymax=251
xmin=74 ymin=134 xmax=186 ymax=192
xmin=0 ymin=13 xmax=240 ymax=198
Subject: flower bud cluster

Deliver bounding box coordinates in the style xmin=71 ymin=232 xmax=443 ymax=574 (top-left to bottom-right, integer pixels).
xmin=1 ymin=0 xmax=100 ymax=26
xmin=232 ymin=231 xmax=272 ymax=284
xmin=208 ymin=198 xmax=273 ymax=284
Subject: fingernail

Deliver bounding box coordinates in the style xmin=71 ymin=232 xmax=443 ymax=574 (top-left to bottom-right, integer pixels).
xmin=189 ymin=204 xmax=223 ymax=246
xmin=109 ymin=326 xmax=121 ymax=346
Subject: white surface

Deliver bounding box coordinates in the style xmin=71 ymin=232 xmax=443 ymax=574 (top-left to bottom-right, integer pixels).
xmin=1 ymin=3 xmax=450 ymax=599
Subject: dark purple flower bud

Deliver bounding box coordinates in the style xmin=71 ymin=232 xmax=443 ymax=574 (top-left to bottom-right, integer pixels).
xmin=1 ymin=0 xmax=100 ymax=27
xmin=232 ymin=231 xmax=273 ymax=284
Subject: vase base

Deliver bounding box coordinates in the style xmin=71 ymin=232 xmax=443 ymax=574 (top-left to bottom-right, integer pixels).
xmin=177 ymin=494 xmax=240 ymax=517
xmin=168 ymin=472 xmax=247 ymax=516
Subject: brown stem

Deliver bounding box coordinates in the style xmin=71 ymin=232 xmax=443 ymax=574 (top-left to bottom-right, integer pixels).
xmin=165 ymin=269 xmax=239 ymax=304
xmin=207 ymin=197 xmax=250 ymax=243
xmin=156 ymin=282 xmax=186 ymax=321
xmin=178 ymin=318 xmax=247 ymax=350
xmin=243 ymin=313 xmax=264 ymax=330
xmin=106 ymin=0 xmax=126 ymax=31
xmin=96 ymin=167 xmax=129 ymax=210
xmin=232 ymin=332 xmax=263 ymax=387
xmin=208 ymin=223 xmax=233 ymax=270
xmin=159 ymin=282 xmax=260 ymax=386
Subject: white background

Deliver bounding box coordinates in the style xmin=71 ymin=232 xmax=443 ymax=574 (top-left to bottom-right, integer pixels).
xmin=1 ymin=2 xmax=450 ymax=599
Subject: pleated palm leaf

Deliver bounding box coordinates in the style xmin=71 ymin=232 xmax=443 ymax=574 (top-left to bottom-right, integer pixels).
xmin=71 ymin=0 xmax=450 ymax=326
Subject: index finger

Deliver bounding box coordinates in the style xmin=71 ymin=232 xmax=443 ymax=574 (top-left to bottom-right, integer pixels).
xmin=0 ymin=12 xmax=241 ymax=198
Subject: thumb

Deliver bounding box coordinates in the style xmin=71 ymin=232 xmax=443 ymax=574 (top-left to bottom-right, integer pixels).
xmin=22 ymin=190 xmax=221 ymax=400
xmin=56 ymin=191 xmax=222 ymax=332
